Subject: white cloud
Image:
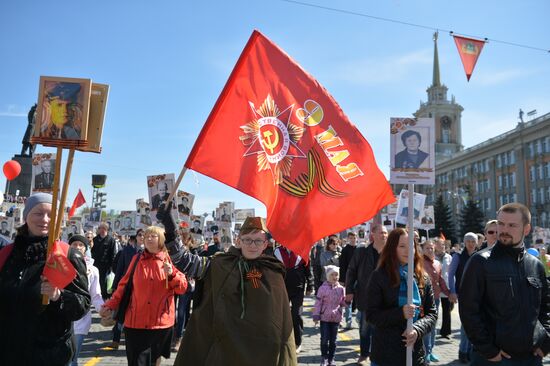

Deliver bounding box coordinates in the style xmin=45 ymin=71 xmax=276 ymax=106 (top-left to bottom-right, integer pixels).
xmin=474 ymin=68 xmax=537 ymax=86
xmin=0 ymin=105 xmax=26 ymax=117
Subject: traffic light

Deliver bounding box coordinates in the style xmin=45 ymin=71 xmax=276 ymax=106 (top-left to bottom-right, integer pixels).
xmin=96 ymin=192 xmax=107 ymax=208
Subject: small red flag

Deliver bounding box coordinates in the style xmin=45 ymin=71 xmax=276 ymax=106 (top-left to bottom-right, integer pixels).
xmin=439 ymin=232 xmax=446 ymax=241
xmin=185 ymin=30 xmax=395 ymax=261
xmin=42 ymin=240 xmax=77 ymax=289
xmin=453 ymin=35 xmax=486 ymax=81
xmin=68 ymin=189 xmax=86 ymax=218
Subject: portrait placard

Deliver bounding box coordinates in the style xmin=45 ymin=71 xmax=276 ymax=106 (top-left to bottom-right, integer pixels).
xmin=390 ymin=117 xmax=435 ymax=185
xmin=395 ymin=189 xmax=427 ymax=227
xmin=189 ymin=215 xmax=204 ymax=235
xmin=33 ymin=76 xmax=92 ymax=148
xmin=234 ymin=208 xmax=255 ymax=222
xmin=119 ymin=212 xmax=137 ymax=236
xmin=89 ymin=208 xmax=102 ymax=224
xmin=419 ymin=205 xmax=435 ymax=230
xmin=216 ymin=202 xmax=234 ymax=223
xmin=218 ymin=221 xmax=233 ymax=248
xmin=0 ymin=217 xmax=14 ymax=241
xmin=147 ymin=174 xmax=177 ymax=223
xmin=176 ymin=190 xmax=195 ymax=218
xmin=31 ymin=153 xmax=57 ymax=193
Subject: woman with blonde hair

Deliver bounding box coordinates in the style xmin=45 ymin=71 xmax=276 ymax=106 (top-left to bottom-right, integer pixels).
xmin=100 ymin=226 xmax=187 ymax=366
xmin=365 ymin=228 xmax=437 ymax=366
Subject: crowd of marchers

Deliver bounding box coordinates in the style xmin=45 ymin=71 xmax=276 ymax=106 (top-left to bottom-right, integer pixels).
xmin=0 ymin=194 xmax=549 ymax=366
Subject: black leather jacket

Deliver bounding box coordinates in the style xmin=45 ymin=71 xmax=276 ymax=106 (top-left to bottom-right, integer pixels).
xmin=345 ymin=244 xmax=379 ymax=311
xmin=365 ymin=269 xmax=437 ymax=366
xmin=0 ymin=233 xmax=90 ymax=365
xmin=459 ymin=242 xmax=550 ymax=360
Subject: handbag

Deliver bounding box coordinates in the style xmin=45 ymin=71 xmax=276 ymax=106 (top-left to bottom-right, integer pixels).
xmin=113 ymin=252 xmax=142 ymax=322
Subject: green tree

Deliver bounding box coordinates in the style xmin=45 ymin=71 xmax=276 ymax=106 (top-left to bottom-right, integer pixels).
xmin=459 ymin=198 xmax=485 ymax=237
xmin=433 ymin=194 xmax=456 ymax=243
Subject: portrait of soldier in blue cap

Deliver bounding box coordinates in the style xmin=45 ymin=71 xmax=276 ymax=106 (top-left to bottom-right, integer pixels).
xmin=39 ymin=81 xmax=84 ymax=140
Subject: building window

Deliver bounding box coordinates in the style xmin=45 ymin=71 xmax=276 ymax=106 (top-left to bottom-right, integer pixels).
xmin=531 ymin=189 xmax=537 ymax=204
xmin=539 ymin=188 xmax=545 ymax=203
xmin=538 ymin=164 xmax=544 ymax=179
xmin=530 ymin=166 xmax=536 ymax=182
xmin=545 ymin=162 xmax=550 ymax=178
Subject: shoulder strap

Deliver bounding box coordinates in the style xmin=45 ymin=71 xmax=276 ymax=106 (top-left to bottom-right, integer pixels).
xmin=0 ymin=244 xmax=15 ymax=272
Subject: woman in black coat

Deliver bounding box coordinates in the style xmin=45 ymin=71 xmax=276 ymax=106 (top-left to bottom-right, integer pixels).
xmin=365 ymin=228 xmax=437 ymax=366
xmin=0 ymin=193 xmax=90 ymax=366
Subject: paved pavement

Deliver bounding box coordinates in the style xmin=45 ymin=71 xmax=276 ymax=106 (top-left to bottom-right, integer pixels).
xmin=79 ymin=296 xmax=550 ymax=366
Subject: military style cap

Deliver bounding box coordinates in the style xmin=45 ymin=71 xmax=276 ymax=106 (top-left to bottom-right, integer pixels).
xmin=240 ymin=217 xmax=269 ymax=233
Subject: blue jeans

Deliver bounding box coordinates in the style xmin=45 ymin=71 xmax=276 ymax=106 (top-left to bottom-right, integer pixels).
xmin=175 ymin=291 xmax=193 ymax=338
xmin=358 ymin=310 xmax=374 ymax=357
xmin=70 ymin=334 xmax=85 ymax=366
xmin=343 ymin=303 xmax=353 ymax=326
xmin=459 ymin=325 xmax=472 ymax=354
xmin=320 ymin=321 xmax=339 ymax=360
xmin=423 ymin=298 xmax=440 ymax=355
xmin=470 ymin=351 xmax=542 ymax=366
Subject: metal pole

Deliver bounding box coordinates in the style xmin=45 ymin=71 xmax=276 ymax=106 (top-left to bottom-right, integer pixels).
xmin=406 ymin=183 xmax=415 ymax=366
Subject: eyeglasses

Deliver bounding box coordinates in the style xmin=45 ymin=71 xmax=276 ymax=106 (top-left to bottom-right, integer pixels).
xmin=486 ymin=231 xmax=496 ymax=235
xmin=240 ymin=238 xmax=266 ymax=247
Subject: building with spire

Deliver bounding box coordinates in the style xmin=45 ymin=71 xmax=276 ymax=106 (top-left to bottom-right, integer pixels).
xmin=410 ymin=33 xmax=550 ymax=241
xmin=414 ymin=32 xmax=464 ymax=163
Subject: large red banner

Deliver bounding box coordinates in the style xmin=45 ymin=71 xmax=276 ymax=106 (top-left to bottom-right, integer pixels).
xmin=186 ymin=30 xmax=394 ymax=260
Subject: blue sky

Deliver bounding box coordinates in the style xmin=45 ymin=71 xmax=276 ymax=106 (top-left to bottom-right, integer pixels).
xmin=1 ymin=0 xmax=549 ymax=218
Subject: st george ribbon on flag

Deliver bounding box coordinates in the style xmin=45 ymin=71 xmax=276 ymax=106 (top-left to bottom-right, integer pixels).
xmin=185 ymin=30 xmax=395 ymax=261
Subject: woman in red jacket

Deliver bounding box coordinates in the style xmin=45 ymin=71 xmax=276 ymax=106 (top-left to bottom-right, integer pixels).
xmin=100 ymin=226 xmax=187 ymax=366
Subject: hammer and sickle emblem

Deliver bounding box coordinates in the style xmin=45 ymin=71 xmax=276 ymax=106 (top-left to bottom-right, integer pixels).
xmin=262 ymin=130 xmax=279 ymax=154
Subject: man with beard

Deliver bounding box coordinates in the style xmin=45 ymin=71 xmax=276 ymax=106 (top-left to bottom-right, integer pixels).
xmin=460 ymin=203 xmax=550 ymax=365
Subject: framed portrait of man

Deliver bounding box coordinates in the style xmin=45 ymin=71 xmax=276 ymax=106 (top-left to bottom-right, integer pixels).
xmin=89 ymin=208 xmax=102 ymax=224
xmin=390 ymin=117 xmax=435 ymax=185
xmin=147 ymin=174 xmax=177 ymax=223
xmin=0 ymin=217 xmax=14 ymax=241
xmin=189 ymin=215 xmax=204 ymax=235
xmin=119 ymin=212 xmax=137 ymax=236
xmin=31 ymin=153 xmax=57 ymax=193
xmin=34 ymin=76 xmax=92 ymax=144
xmin=177 ymin=190 xmax=195 ymax=218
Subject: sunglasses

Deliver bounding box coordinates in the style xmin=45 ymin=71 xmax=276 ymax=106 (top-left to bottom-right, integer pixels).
xmin=486 ymin=230 xmax=496 ymax=235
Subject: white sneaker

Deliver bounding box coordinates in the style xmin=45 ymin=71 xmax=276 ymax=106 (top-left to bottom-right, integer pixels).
xmin=296 ymin=345 xmax=302 ymax=354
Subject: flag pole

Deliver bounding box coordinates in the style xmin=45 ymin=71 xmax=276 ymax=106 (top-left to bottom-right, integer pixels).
xmin=43 ymin=147 xmax=63 ymax=305
xmin=165 ymin=166 xmax=188 ymax=206
xmin=406 ymin=183 xmax=415 ymax=366
xmin=54 ymin=148 xmax=75 ymax=240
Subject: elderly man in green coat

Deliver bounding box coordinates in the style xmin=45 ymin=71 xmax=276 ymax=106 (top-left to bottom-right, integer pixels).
xmin=159 ymin=208 xmax=297 ymax=366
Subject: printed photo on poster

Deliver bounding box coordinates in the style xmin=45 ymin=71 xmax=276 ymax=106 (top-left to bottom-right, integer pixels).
xmin=216 ymin=202 xmax=234 ymax=223
xmin=395 ymin=189 xmax=427 ymax=227
xmin=31 ymin=153 xmax=56 ymax=192
xmin=420 ymin=206 xmax=435 ymax=230
xmin=177 ymin=191 xmax=195 ymax=217
xmin=136 ymin=199 xmax=152 ymax=227
xmin=234 ymin=208 xmax=255 ymax=222
xmin=189 ymin=215 xmax=204 ymax=235
xmin=35 ymin=76 xmax=91 ymax=141
xmin=119 ymin=212 xmax=137 ymax=236
xmin=218 ymin=222 xmax=233 ymax=248
xmin=89 ymin=207 xmax=102 ymax=224
xmin=390 ymin=117 xmax=435 ymax=185
xmin=147 ymin=174 xmax=177 ymax=219
xmin=0 ymin=217 xmax=14 ymax=240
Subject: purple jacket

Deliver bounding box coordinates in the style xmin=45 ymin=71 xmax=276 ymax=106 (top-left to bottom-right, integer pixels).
xmin=313 ymin=281 xmax=346 ymax=323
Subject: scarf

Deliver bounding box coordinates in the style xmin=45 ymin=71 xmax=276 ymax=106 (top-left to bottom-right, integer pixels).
xmin=398 ymin=265 xmax=421 ymax=322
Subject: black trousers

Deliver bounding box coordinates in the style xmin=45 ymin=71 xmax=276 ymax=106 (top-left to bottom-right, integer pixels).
xmin=440 ymin=297 xmax=453 ymax=337
xmin=124 ymin=327 xmax=173 ymax=366
xmin=289 ymin=292 xmax=305 ymax=347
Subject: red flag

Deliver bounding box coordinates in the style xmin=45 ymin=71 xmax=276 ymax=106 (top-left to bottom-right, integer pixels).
xmin=453 ymin=35 xmax=486 ymax=81
xmin=439 ymin=232 xmax=446 ymax=241
xmin=68 ymin=189 xmax=86 ymax=218
xmin=42 ymin=240 xmax=77 ymax=289
xmin=185 ymin=30 xmax=395 ymax=261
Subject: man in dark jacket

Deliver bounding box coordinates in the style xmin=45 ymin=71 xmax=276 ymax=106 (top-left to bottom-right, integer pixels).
xmin=460 ymin=203 xmax=550 ymax=365
xmin=345 ymin=224 xmax=387 ymax=365
xmin=274 ymin=245 xmax=313 ymax=353
xmin=339 ymin=231 xmax=358 ymax=329
xmin=91 ymin=222 xmax=117 ymax=299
